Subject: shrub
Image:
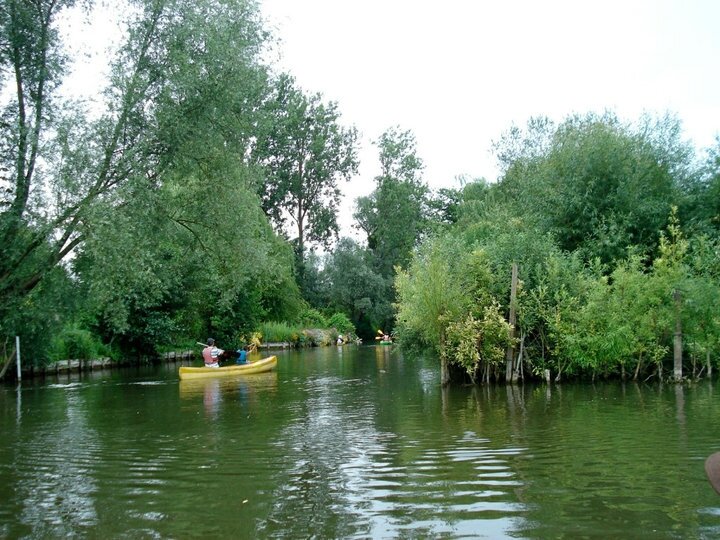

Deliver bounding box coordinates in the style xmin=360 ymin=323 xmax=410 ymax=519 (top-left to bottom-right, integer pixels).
xmin=257 ymin=321 xmax=300 ymax=343
xmin=297 ymin=308 xmax=327 ymax=328
xmin=48 ymin=326 xmax=108 ymax=361
xmin=327 ymin=312 xmax=355 ymax=335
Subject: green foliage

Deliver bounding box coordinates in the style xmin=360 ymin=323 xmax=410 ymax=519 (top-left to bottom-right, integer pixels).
xmin=327 ymin=312 xmax=355 ymax=335
xmin=491 ymin=112 xmax=690 ymax=265
xmin=395 ymin=234 xmax=467 ymax=352
xmin=0 ymin=0 xmax=311 ymax=359
xmin=299 ymin=251 xmax=330 ymax=309
xmin=252 ymin=74 xmax=359 ymax=262
xmin=48 ymin=326 xmax=110 ymax=362
xmin=395 ymin=127 xmax=720 ymax=383
xmin=444 ymin=303 xmax=513 ymax=380
xmin=321 ymin=237 xmax=391 ymax=339
xmin=257 ymin=321 xmax=299 ymax=344
xmin=254 ymin=321 xmax=338 ymax=348
xmin=676 ymin=136 xmax=720 ymax=234
xmin=355 ymin=127 xmax=429 ymax=278
xmin=297 ymin=308 xmax=327 ymax=328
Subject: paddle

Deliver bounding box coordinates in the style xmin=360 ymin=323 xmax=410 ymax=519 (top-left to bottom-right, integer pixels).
xmin=706 ymin=452 xmax=720 ymax=495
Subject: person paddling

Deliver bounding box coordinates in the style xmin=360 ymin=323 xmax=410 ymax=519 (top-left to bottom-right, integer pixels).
xmin=202 ymin=338 xmax=223 ymax=368
xmin=236 ymin=346 xmax=248 ymax=365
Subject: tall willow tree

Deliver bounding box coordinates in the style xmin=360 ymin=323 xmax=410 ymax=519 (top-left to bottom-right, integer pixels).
xmin=0 ymin=0 xmax=302 ymax=356
xmin=0 ymin=0 xmax=83 ymax=322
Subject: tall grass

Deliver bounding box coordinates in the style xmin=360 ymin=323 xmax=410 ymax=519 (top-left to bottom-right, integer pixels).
xmin=257 ymin=311 xmax=356 ymax=347
xmin=47 ymin=326 xmax=112 ymax=362
xmin=257 ymin=321 xmax=301 ymax=343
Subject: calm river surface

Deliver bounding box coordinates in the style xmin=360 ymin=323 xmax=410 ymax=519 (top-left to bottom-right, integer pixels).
xmin=1 ymin=345 xmax=719 ymax=539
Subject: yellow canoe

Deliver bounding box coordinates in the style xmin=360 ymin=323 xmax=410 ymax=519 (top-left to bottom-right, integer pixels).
xmin=179 ymin=356 xmax=277 ymax=380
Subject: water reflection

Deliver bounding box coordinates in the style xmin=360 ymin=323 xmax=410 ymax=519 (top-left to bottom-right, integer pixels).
xmin=2 ymin=351 xmax=720 ymax=538
xmin=255 ymin=360 xmax=531 ymax=539
xmin=12 ymin=387 xmax=99 ymax=535
xmin=179 ymin=372 xmax=278 ymax=418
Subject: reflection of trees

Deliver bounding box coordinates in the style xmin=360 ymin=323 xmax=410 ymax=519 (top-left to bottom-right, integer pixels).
xmin=259 ymin=375 xmax=379 ymax=537
xmin=259 ymin=353 xmax=529 ymax=538
xmin=14 ymin=387 xmax=99 ymax=535
xmin=449 ymin=382 xmax=714 ymax=538
xmin=3 ymin=348 xmax=717 ymax=537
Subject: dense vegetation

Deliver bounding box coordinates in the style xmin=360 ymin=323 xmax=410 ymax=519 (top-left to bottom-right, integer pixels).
xmin=396 ymin=114 xmax=720 ymax=384
xmin=1 ymin=1 xmax=718 ymax=385
xmin=0 ymin=0 xmax=346 ymax=362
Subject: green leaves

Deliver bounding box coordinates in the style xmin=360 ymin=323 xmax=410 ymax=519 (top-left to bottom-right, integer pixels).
xmin=491 ymin=112 xmax=688 ymax=265
xmin=0 ymin=0 xmax=312 ymax=356
xmin=252 ymin=74 xmax=359 ymax=260
xmin=355 ymin=127 xmax=429 ymax=279
xmin=398 ymin=111 xmax=720 ymax=383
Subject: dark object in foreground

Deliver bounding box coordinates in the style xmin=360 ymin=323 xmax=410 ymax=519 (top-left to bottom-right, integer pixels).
xmin=706 ymin=452 xmax=720 ymax=495
xmin=218 ymin=349 xmax=240 ymax=364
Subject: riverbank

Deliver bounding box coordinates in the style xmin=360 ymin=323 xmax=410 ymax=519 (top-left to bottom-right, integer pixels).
xmin=14 ymin=350 xmax=197 ymax=379
xmin=6 ymin=338 xmax=359 ymax=381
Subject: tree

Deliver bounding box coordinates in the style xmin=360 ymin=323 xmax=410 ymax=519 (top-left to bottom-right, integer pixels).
xmin=322 ymin=237 xmax=390 ymax=338
xmin=0 ymin=0 xmax=84 ymax=325
xmin=395 ymin=234 xmax=468 ymax=384
xmin=680 ymin=136 xmax=720 ymax=234
xmin=69 ymin=0 xmax=304 ymax=354
xmin=492 ymin=112 xmax=690 ymax=265
xmin=355 ymin=127 xmax=428 ymax=278
xmin=0 ymin=0 xmax=303 ymax=355
xmin=252 ymin=74 xmax=359 ymax=269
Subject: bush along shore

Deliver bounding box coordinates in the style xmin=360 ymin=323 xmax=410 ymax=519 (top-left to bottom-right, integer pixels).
xmin=13 ymin=350 xmax=197 ymax=379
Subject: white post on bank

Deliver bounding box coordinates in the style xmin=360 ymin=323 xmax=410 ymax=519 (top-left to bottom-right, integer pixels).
xmin=15 ymin=335 xmax=21 ymax=381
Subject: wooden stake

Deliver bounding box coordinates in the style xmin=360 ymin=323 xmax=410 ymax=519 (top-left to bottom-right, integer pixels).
xmin=505 ymin=263 xmax=518 ymax=383
xmin=15 ymin=336 xmax=21 ymax=381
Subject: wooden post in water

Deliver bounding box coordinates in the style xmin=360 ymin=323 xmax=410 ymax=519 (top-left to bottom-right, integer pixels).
xmin=673 ymin=289 xmax=683 ymax=381
xmin=440 ymin=329 xmax=450 ymax=386
xmin=708 ymin=351 xmax=712 ymax=378
xmin=15 ymin=336 xmax=21 ymax=381
xmin=505 ymin=263 xmax=518 ymax=383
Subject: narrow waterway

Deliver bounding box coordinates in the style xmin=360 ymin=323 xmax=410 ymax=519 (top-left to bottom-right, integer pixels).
xmin=1 ymin=345 xmax=719 ymax=538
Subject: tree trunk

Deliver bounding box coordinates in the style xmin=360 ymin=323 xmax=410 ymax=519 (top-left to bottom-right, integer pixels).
xmin=513 ymin=332 xmax=525 ymax=381
xmin=440 ymin=355 xmax=450 ymax=386
xmin=673 ymin=289 xmax=683 ymax=381
xmin=633 ymin=352 xmax=643 ymax=381
xmin=505 ymin=263 xmax=518 ymax=383
xmin=707 ymin=350 xmax=712 ymax=378
xmin=0 ymin=348 xmax=16 ymax=380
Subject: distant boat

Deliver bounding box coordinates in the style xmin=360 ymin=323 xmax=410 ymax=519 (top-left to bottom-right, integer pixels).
xmin=179 ymin=356 xmax=277 ymax=380
xmin=378 ymin=340 xmax=393 ymax=345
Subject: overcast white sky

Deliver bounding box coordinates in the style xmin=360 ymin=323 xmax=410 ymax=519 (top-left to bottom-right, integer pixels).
xmin=61 ymin=1 xmax=720 ymax=237
xmin=260 ymin=0 xmax=720 ymax=233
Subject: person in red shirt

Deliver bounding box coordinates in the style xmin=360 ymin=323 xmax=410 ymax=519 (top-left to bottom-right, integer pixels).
xmin=202 ymin=338 xmax=223 ymax=368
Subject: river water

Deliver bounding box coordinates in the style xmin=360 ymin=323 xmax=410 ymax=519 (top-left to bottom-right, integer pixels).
xmin=1 ymin=345 xmax=719 ymax=539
